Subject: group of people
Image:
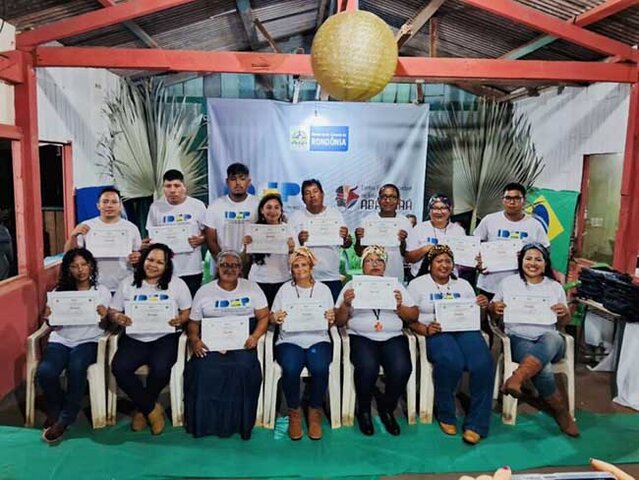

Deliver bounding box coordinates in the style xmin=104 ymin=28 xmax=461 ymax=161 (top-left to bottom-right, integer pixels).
xmin=35 ymin=163 xmax=579 ymax=447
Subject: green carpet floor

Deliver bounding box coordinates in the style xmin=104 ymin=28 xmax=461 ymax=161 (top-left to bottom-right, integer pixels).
xmin=1 ymin=412 xmax=638 ymax=479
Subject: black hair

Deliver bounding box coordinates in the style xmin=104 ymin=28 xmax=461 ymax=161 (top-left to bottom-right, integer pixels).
xmin=301 ymin=178 xmax=323 ymax=195
xmin=253 ymin=193 xmax=285 ymax=265
xmin=378 ymin=183 xmax=400 ymax=198
xmin=163 ymin=169 xmax=184 ymax=183
xmin=133 ymin=243 xmax=174 ymax=290
xmin=413 ymin=248 xmax=457 ymax=281
xmin=227 ymin=163 xmax=249 ymax=177
xmin=517 ymin=243 xmax=555 ymax=283
xmin=503 ymin=182 xmax=526 ymax=197
xmin=57 ymin=248 xmax=98 ymax=291
xmin=98 ymin=186 xmax=121 ymax=202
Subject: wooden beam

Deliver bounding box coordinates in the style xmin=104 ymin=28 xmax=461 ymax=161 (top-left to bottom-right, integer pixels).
xmin=0 ymin=123 xmax=23 ymax=140
xmin=316 ymin=0 xmax=329 ymax=29
xmin=236 ymin=0 xmax=259 ymax=49
xmin=16 ymin=0 xmax=196 ymax=48
xmin=339 ymin=0 xmax=358 ymax=12
xmin=34 ymin=47 xmax=639 ymax=83
xmin=458 ymin=0 xmax=639 ymax=62
xmin=501 ymin=0 xmax=639 ymax=60
xmin=95 ymin=0 xmax=159 ymax=48
xmin=429 ymin=18 xmax=438 ymax=57
xmin=396 ymin=0 xmax=446 ymax=48
xmin=0 ymin=50 xmax=24 ymax=84
xmin=254 ymin=18 xmax=282 ymax=53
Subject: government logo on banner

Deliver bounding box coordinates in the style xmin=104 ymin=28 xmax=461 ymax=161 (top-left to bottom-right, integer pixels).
xmin=289 ymin=126 xmax=349 ymax=152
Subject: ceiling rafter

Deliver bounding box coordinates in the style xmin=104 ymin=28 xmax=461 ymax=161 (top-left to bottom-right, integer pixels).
xmin=396 ymin=0 xmax=447 ymax=49
xmin=95 ymin=0 xmax=159 ymax=48
xmin=0 ymin=50 xmax=24 ymax=84
xmin=16 ymin=0 xmax=197 ymax=48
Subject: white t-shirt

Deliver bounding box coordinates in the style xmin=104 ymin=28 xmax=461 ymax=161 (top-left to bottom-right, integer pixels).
xmin=493 ymin=274 xmax=565 ymax=341
xmin=204 ymin=195 xmax=259 ymax=253
xmin=406 ymin=221 xmax=466 ymax=277
xmin=360 ymin=212 xmax=412 ymax=283
xmin=289 ymin=207 xmax=345 ymax=281
xmin=272 ymin=281 xmax=334 ymax=349
xmin=48 ymin=285 xmax=112 ymax=348
xmin=110 ymin=276 xmax=192 ymax=343
xmin=336 ymin=279 xmax=415 ymax=341
xmin=474 ymin=212 xmax=550 ymax=293
xmin=146 ymin=196 xmax=207 ymax=276
xmin=407 ymin=275 xmax=476 ymax=326
xmin=191 ymin=278 xmax=268 ymax=321
xmin=248 ymin=223 xmax=295 ymax=284
xmin=77 ymin=217 xmax=142 ymax=292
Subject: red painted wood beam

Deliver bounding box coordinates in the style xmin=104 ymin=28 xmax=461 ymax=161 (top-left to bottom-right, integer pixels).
xmin=34 ymin=47 xmax=639 ymax=83
xmin=62 ymin=144 xmax=76 ymax=239
xmin=16 ymin=0 xmax=196 ymax=48
xmin=613 ymin=82 xmax=639 ymax=274
xmin=339 ymin=0 xmax=358 ymax=12
xmin=0 ymin=123 xmax=23 ymax=140
xmin=458 ymin=0 xmax=639 ymax=63
xmin=0 ymin=50 xmax=24 ymax=84
xmin=577 ymin=0 xmax=639 ymax=25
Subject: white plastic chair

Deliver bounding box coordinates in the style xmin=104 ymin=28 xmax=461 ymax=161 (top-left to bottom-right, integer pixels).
xmin=25 ymin=324 xmax=109 ymax=429
xmin=490 ymin=323 xmax=575 ymax=425
xmin=262 ymin=326 xmax=341 ymax=429
xmin=340 ymin=328 xmax=417 ymax=426
xmin=107 ymin=331 xmax=188 ymax=427
xmin=415 ymin=330 xmax=493 ymax=424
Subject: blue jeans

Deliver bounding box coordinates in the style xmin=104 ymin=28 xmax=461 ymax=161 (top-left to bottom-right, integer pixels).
xmin=36 ymin=341 xmax=98 ymax=427
xmin=350 ymin=334 xmax=412 ymax=413
xmin=111 ymin=333 xmax=179 ymax=415
xmin=427 ymin=331 xmax=494 ymax=437
xmin=322 ymin=280 xmax=343 ymax=303
xmin=509 ymin=331 xmax=565 ymax=397
xmin=275 ymin=342 xmax=332 ymax=409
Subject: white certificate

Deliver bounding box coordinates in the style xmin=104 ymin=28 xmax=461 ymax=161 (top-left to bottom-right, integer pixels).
xmin=351 ymin=275 xmax=397 ymax=310
xmin=148 ymin=225 xmax=192 ymax=254
xmin=125 ymin=300 xmax=176 ymax=335
xmin=434 ymin=299 xmax=480 ymax=332
xmin=246 ymin=224 xmax=289 ymax=254
xmin=443 ymin=236 xmax=480 ymax=267
xmin=47 ymin=291 xmax=100 ymax=326
xmin=480 ymin=240 xmax=522 ymax=272
xmin=305 ymin=218 xmax=342 ymax=246
xmin=282 ymin=301 xmax=326 ymax=333
xmin=361 ymin=218 xmax=400 ymax=247
xmin=504 ymin=294 xmax=556 ymax=325
xmin=201 ymin=316 xmax=249 ymax=352
xmin=85 ymin=228 xmax=132 ymax=258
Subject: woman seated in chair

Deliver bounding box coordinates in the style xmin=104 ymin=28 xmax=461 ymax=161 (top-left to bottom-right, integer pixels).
xmin=407 ymin=245 xmax=492 ymax=445
xmin=109 ymin=243 xmax=192 ymax=435
xmin=185 ymin=250 xmax=269 ymax=439
xmin=270 ymin=247 xmax=335 ymax=440
xmin=38 ymin=248 xmax=111 ymax=444
xmin=335 ymin=245 xmax=418 ymax=436
xmin=489 ymin=242 xmax=579 ymax=437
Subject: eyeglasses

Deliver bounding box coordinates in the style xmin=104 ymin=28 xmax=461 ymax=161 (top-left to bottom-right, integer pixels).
xmin=502 ymin=195 xmax=524 ymax=202
xmin=430 ymin=207 xmax=450 ymax=212
xmin=363 ymin=258 xmax=385 ymax=265
xmin=379 ymin=195 xmax=398 ymax=201
xmin=219 ymin=263 xmax=241 ymax=269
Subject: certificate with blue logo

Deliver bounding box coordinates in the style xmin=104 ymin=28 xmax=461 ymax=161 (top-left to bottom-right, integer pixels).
xmin=480 ymin=240 xmax=522 ymax=272
xmin=47 ymin=291 xmax=100 ymax=326
xmin=148 ymin=225 xmax=192 ymax=253
xmin=201 ymin=315 xmax=249 ymax=352
xmin=125 ymin=300 xmax=176 ymax=334
xmin=434 ymin=299 xmax=480 ymax=332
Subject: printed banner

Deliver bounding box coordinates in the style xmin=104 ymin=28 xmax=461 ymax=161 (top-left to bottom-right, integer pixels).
xmin=207 ymin=99 xmax=429 ymax=228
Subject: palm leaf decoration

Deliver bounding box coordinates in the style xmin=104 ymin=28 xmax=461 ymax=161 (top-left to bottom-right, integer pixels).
xmin=427 ymin=99 xmax=544 ymax=230
xmin=98 ymin=78 xmax=206 ymax=200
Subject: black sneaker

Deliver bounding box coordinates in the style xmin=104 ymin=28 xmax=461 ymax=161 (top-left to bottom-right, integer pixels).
xmin=42 ymin=422 xmax=66 ymax=444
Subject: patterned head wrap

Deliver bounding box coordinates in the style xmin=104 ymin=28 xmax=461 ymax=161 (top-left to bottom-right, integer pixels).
xmin=427 ymin=193 xmax=452 ymax=211
xmin=361 ymin=245 xmax=388 ymax=267
xmin=426 ymin=244 xmax=455 ymax=264
xmin=216 ymin=250 xmax=242 ymax=265
xmin=289 ymin=246 xmax=318 ymax=269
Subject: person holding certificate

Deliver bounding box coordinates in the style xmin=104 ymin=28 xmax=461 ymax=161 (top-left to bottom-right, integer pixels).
xmin=145 ymin=169 xmax=207 ymax=297
xmin=335 ymin=246 xmax=418 ymax=436
xmin=37 ymin=248 xmax=111 ymax=444
xmin=64 ymin=187 xmax=142 ymax=292
xmin=405 ymin=194 xmax=466 ymax=280
xmin=407 ymin=245 xmax=493 ymax=445
xmin=184 ymin=250 xmax=269 ymax=440
xmin=489 ymin=243 xmax=579 ymax=437
xmin=354 ymin=184 xmax=412 ymax=283
xmin=242 ymin=193 xmax=296 ymax=307
xmin=289 ymin=179 xmax=352 ymax=302
xmin=270 ymin=247 xmax=335 ymax=440
xmin=109 ymin=243 xmax=192 ymax=436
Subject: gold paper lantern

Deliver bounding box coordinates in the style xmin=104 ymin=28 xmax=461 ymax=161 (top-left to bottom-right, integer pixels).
xmin=311 ymin=11 xmax=398 ymax=102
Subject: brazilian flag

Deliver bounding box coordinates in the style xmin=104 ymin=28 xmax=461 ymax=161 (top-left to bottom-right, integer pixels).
xmin=526 ymin=187 xmax=580 ymax=275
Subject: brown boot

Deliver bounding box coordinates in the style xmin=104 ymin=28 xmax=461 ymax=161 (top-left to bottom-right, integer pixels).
xmin=307 ymin=407 xmax=323 ymax=440
xmin=147 ymin=403 xmax=165 ymax=436
xmin=288 ymin=408 xmax=303 ymax=441
xmin=502 ymin=355 xmax=543 ymax=398
xmin=543 ymin=390 xmax=580 ymax=437
xmin=131 ymin=411 xmax=147 ymax=432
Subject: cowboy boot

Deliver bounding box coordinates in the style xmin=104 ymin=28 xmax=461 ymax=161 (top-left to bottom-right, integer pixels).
xmin=307 ymin=407 xmax=323 ymax=440
xmin=502 ymin=355 xmax=543 ymax=398
xmin=543 ymin=390 xmax=580 ymax=437
xmin=288 ymin=408 xmax=303 ymax=441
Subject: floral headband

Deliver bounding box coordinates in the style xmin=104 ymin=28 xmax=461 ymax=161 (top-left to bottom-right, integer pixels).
xmin=216 ymin=250 xmax=242 ymax=265
xmin=428 ymin=193 xmax=452 ymax=211
xmin=289 ymin=246 xmax=318 ymax=268
xmin=426 ymin=244 xmax=454 ymax=263
xmin=361 ymin=245 xmax=388 ymax=265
